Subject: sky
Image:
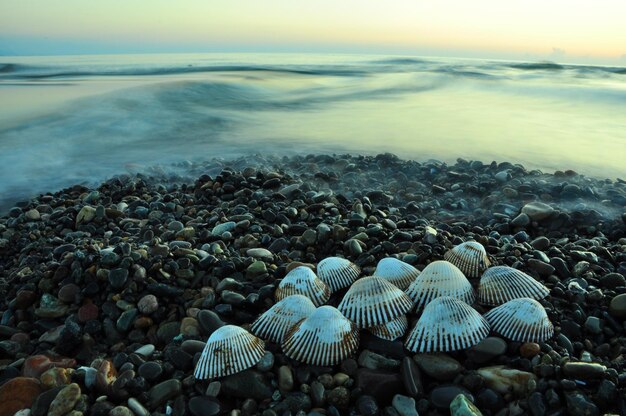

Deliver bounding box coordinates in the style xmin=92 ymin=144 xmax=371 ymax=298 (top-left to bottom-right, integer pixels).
xmin=1 ymin=0 xmax=626 ymax=65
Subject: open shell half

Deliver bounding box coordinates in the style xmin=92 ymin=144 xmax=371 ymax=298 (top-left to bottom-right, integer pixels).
xmin=373 ymin=257 xmax=421 ymax=290
xmin=250 ymin=295 xmax=317 ymax=343
xmin=275 ymin=266 xmax=330 ymax=306
xmin=194 ymin=325 xmax=265 ymax=379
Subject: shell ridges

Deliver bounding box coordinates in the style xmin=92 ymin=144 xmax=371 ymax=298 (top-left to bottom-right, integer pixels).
xmin=405 ymin=260 xmax=475 ymax=309
xmin=194 ymin=325 xmax=265 ymax=379
xmin=338 ymin=276 xmax=414 ymax=328
xmin=405 ymin=296 xmax=490 ymax=353
xmin=444 ymin=241 xmax=490 ymax=278
xmin=368 ymin=315 xmax=408 ymax=340
xmin=282 ymin=306 xmax=359 ymax=366
xmin=250 ymin=295 xmax=317 ymax=343
xmin=275 ymin=266 xmax=330 ymax=306
xmin=484 ymin=297 xmax=554 ymax=342
xmin=373 ymin=257 xmax=420 ymax=290
xmin=317 ymin=257 xmax=361 ymax=292
xmin=478 ymin=266 xmax=550 ymax=306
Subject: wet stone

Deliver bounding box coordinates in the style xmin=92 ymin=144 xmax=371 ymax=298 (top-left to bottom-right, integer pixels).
xmin=467 ymin=337 xmax=507 ymax=364
xmin=189 ymin=396 xmax=221 ymax=416
xmin=392 ymin=394 xmax=418 ymax=416
xmin=359 ymin=350 xmax=401 ymax=371
xmin=430 ymin=385 xmax=473 ymax=410
xmin=450 ymin=394 xmax=482 ymax=416
xmin=414 ymin=353 xmax=463 ymax=381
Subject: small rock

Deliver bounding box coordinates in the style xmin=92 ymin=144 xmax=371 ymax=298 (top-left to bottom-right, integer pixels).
xmin=414 ymin=353 xmax=462 ymax=381
xmin=147 ymin=379 xmax=181 ymax=409
xmin=221 ymin=369 xmax=272 ymax=400
xmin=562 ymin=362 xmax=606 ymax=379
xmin=430 ymin=385 xmax=473 ymax=410
xmin=521 ymin=202 xmax=554 ymax=221
xmin=476 ymin=366 xmax=536 ymax=397
xmin=25 ymin=209 xmax=41 ymax=221
xmin=359 ymin=350 xmax=401 ymax=371
xmin=565 ymin=392 xmax=599 ymax=416
xmin=609 ymin=294 xmax=626 ymax=319
xmin=137 ymin=295 xmax=159 ymax=314
xmin=327 ymin=386 xmax=350 ymax=409
xmin=0 ymin=377 xmax=42 ymax=416
xmin=520 ymin=343 xmax=541 ymax=358
xmin=392 ymin=394 xmax=418 ymax=416
xmin=188 ymin=396 xmax=221 ymax=416
xmin=278 ymin=365 xmax=294 ymax=391
xmin=48 ymin=383 xmax=81 ymax=416
xmin=450 ymin=394 xmax=483 ymax=416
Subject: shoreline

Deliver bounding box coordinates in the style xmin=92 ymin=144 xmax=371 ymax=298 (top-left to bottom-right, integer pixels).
xmin=0 ymin=153 xmax=625 ymax=415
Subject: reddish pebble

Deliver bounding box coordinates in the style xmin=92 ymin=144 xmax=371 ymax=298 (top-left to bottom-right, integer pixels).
xmin=22 ymin=355 xmax=76 ymax=378
xmin=78 ymin=303 xmax=99 ymax=323
xmin=0 ymin=377 xmax=42 ymax=415
xmin=520 ymin=342 xmax=541 ymax=358
xmin=15 ymin=290 xmax=36 ymax=309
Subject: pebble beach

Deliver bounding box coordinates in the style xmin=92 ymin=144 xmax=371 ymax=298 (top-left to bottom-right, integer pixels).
xmin=0 ymin=153 xmax=625 ymax=416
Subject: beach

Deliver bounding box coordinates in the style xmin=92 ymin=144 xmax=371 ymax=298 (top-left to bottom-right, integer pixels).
xmin=0 ymin=153 xmax=625 ymax=415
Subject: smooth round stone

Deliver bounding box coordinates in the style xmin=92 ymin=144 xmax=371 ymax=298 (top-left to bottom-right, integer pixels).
xmin=180 ymin=317 xmax=200 ymax=337
xmin=521 ymin=202 xmax=554 ymax=221
xmin=157 ymin=322 xmax=181 ymax=343
xmin=278 ymin=366 xmax=294 ymax=391
xmin=138 ymin=362 xmax=163 ymax=381
xmin=413 ymin=354 xmax=462 ymax=381
xmin=450 ymin=393 xmax=482 ymax=416
xmin=466 ymin=337 xmax=507 ymax=364
xmin=108 ymin=268 xmax=129 ymax=289
xmin=256 ymin=351 xmax=274 ymax=372
xmin=134 ymin=344 xmax=155 ymax=358
xmin=520 ymin=343 xmax=541 ymax=358
xmin=609 ymin=294 xmax=626 ymax=319
xmin=57 ymin=284 xmax=80 ymax=303
xmin=430 ymin=385 xmax=474 ymax=410
xmin=392 ymin=394 xmax=418 ymax=416
xmin=356 ymin=395 xmax=379 ymax=416
xmin=189 ymin=396 xmax=221 ymax=416
xmin=247 ymin=248 xmax=273 ymax=259
xmin=127 ymin=398 xmax=149 ymax=416
xmin=181 ymin=340 xmax=206 ymax=355
xmin=109 ymin=406 xmax=133 ymax=416
xmin=197 ymin=310 xmax=225 ymax=335
xmin=137 ymin=295 xmax=159 ymax=314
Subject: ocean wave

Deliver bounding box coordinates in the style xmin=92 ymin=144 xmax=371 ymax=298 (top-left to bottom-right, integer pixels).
xmin=0 ymin=63 xmax=366 ymax=79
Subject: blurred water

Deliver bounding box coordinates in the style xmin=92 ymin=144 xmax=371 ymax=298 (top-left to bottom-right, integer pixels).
xmin=0 ymin=53 xmax=625 ymax=208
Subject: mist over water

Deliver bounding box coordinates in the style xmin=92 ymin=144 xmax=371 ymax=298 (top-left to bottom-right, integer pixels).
xmin=0 ymin=53 xmax=625 ymax=209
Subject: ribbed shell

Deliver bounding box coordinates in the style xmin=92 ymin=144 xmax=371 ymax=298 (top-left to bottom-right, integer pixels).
xmin=275 ymin=266 xmax=330 ymax=306
xmin=478 ymin=266 xmax=550 ymax=306
xmin=338 ymin=276 xmax=414 ymax=328
xmin=444 ymin=241 xmax=490 ymax=278
xmin=405 ymin=261 xmax=475 ymax=309
xmin=484 ymin=298 xmax=554 ymax=342
xmin=317 ymin=257 xmax=361 ymax=293
xmin=373 ymin=257 xmax=421 ymax=290
xmin=282 ymin=306 xmax=359 ymax=366
xmin=250 ymin=295 xmax=317 ymax=343
xmin=368 ymin=315 xmax=408 ymax=341
xmin=405 ymin=296 xmax=490 ymax=353
xmin=194 ymin=325 xmax=265 ymax=379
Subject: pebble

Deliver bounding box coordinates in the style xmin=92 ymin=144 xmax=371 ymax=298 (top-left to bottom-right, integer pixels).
xmin=48 ymin=383 xmax=81 ymax=416
xmin=609 ymin=293 xmax=626 ymax=319
xmin=221 ymin=370 xmax=272 ymax=400
xmin=562 ymin=362 xmax=606 ymax=379
xmin=565 ymin=392 xmax=599 ymax=416
xmin=327 ymin=386 xmax=350 ymax=409
xmin=359 ymin=350 xmax=401 ymax=371
xmin=430 ymin=385 xmax=473 ymax=410
xmin=127 ymin=398 xmax=150 ymax=416
xmin=466 ymin=337 xmax=507 ymax=364
xmin=0 ymin=377 xmax=42 ymax=416
xmin=147 ymin=379 xmax=181 ymax=409
xmin=477 ymin=366 xmax=537 ymax=397
xmin=356 ymin=395 xmax=379 ymax=416
xmin=392 ymin=394 xmax=418 ymax=416
xmin=414 ymin=353 xmax=462 ymax=381
xmin=521 ymin=202 xmax=554 ymax=221
xmin=137 ymin=295 xmax=159 ymax=314
xmin=279 ymin=365 xmax=294 ymax=391
xmin=520 ymin=342 xmax=541 ymax=358
xmin=134 ymin=344 xmax=155 ymax=357
xmin=188 ymin=396 xmax=221 ymax=416
xmin=450 ymin=394 xmax=483 ymax=416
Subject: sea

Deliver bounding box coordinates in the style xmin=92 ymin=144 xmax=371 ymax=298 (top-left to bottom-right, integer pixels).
xmin=0 ymin=53 xmax=625 ymax=209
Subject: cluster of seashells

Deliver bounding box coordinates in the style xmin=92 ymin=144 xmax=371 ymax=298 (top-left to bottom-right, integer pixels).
xmin=194 ymin=241 xmax=553 ymax=379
